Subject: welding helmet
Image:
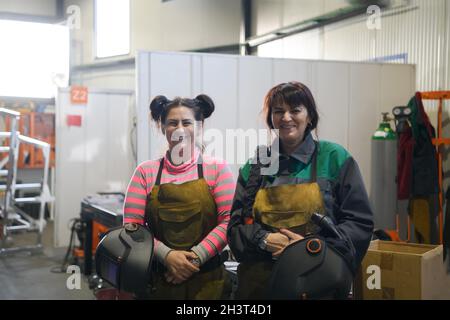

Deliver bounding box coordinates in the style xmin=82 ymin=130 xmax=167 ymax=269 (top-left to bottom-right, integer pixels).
xmin=267 ymin=236 xmax=353 ymax=300
xmin=95 ymin=223 xmax=154 ymax=296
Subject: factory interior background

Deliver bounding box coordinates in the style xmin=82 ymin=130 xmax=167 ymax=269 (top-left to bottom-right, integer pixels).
xmin=0 ymin=0 xmax=450 ymax=301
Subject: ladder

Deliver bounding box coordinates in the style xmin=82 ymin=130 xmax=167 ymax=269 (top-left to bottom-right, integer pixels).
xmin=0 ymin=108 xmax=55 ymax=255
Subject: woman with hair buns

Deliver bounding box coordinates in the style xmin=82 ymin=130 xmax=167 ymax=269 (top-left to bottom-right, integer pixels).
xmin=123 ymin=94 xmax=234 ymax=299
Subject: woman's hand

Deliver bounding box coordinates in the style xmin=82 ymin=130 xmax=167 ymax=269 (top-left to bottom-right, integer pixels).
xmin=265 ymin=232 xmax=290 ymax=254
xmin=164 ymin=250 xmax=200 ymax=284
xmin=272 ymin=229 xmax=305 ymax=258
xmin=281 ymin=228 xmax=305 ymax=243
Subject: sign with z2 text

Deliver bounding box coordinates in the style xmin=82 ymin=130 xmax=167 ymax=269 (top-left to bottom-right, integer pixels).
xmin=70 ymin=86 xmax=88 ymax=105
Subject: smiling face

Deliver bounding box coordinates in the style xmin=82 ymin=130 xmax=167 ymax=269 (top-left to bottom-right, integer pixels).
xmin=271 ymin=103 xmax=310 ymax=148
xmin=162 ymin=106 xmax=201 ymax=163
xmin=263 ymin=82 xmax=319 ymax=154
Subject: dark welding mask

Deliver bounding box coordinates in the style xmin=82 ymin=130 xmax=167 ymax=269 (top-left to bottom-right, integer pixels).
xmin=267 ymin=236 xmax=353 ymax=300
xmin=95 ymin=223 xmax=154 ymax=296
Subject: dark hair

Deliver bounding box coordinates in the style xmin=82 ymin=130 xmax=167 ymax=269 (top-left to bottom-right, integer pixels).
xmin=263 ymin=81 xmax=319 ymax=132
xmin=149 ymin=94 xmax=215 ymax=128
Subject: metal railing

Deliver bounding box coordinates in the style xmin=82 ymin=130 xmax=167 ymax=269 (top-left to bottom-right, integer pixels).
xmin=0 ymin=108 xmax=55 ymax=255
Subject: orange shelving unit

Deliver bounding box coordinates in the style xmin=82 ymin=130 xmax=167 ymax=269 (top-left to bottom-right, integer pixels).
xmin=420 ymin=91 xmax=450 ymax=244
xmin=2 ymin=112 xmax=55 ymax=169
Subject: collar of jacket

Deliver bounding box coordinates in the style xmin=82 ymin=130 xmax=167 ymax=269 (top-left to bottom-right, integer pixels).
xmin=276 ymin=132 xmax=316 ymax=165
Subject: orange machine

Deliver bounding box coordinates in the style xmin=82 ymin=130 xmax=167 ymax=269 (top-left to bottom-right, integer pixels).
xmin=72 ymin=221 xmax=111 ymax=259
xmin=91 ymin=221 xmax=110 ymax=253
xmin=80 ymin=193 xmax=124 ymax=275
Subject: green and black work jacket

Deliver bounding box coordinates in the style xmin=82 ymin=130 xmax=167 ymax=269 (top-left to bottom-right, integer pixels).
xmin=227 ymin=133 xmax=374 ymax=273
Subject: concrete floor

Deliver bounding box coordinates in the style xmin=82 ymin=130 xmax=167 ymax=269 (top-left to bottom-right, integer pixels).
xmin=0 ymin=221 xmax=94 ymax=300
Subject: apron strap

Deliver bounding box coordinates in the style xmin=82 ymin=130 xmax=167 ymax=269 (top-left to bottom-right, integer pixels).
xmin=156 ymin=154 xmax=204 ymax=186
xmin=241 ymin=146 xmax=267 ymax=223
xmin=197 ymin=155 xmax=204 ymax=179
xmin=155 ymin=158 xmax=164 ymax=186
xmin=311 ymin=142 xmax=318 ymax=183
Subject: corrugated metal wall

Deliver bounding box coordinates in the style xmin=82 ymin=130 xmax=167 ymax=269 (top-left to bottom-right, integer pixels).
xmin=258 ymin=0 xmax=450 ymax=191
xmin=258 ymin=0 xmax=449 ymax=92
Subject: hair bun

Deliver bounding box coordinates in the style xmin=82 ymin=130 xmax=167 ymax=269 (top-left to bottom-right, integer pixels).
xmin=149 ymin=95 xmax=169 ymax=121
xmin=195 ymin=94 xmax=215 ymax=119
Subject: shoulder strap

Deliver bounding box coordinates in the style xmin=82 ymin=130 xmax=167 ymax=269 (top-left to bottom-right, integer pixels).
xmin=155 ymin=158 xmax=164 ymax=186
xmin=311 ymin=142 xmax=318 ymax=183
xmin=241 ymin=146 xmax=270 ymax=223
xmin=197 ymin=154 xmax=204 ymax=179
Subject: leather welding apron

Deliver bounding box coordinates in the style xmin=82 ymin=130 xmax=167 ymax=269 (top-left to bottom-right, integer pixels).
xmin=236 ymin=148 xmax=326 ymax=300
xmin=144 ymin=158 xmax=229 ymax=300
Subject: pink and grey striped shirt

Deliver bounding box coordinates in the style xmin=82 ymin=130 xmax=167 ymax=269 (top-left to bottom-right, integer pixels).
xmin=123 ymin=150 xmax=235 ymax=265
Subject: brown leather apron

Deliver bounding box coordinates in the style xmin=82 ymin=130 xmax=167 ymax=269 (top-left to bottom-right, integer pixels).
xmin=145 ymin=157 xmax=230 ymax=299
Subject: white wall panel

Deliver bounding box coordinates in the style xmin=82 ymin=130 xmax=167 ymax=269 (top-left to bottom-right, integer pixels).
xmin=192 ymin=55 xmax=203 ymax=95
xmin=106 ymin=93 xmax=134 ymax=191
xmin=312 ymin=61 xmax=350 ymax=148
xmin=272 ymin=59 xmax=312 ymax=88
xmin=202 ymin=55 xmax=238 ymax=133
xmin=84 ymin=94 xmax=108 ymax=190
xmin=148 ymin=53 xmax=192 ymax=160
xmin=349 ymin=64 xmax=381 ymax=193
xmin=235 ymin=57 xmax=273 ymax=169
xmin=136 ymin=51 xmax=414 ymax=188
xmin=136 ymin=52 xmax=151 ymax=165
xmin=55 ymin=88 xmax=133 ymax=247
xmin=55 ymin=91 xmax=85 ymax=248
xmin=201 ymin=55 xmax=239 ymax=171
xmin=149 ymin=53 xmax=192 ymax=98
xmin=237 ymin=57 xmax=273 ymax=131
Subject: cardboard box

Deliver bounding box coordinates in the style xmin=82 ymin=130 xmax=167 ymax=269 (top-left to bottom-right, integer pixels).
xmin=357 ymin=240 xmax=450 ymax=300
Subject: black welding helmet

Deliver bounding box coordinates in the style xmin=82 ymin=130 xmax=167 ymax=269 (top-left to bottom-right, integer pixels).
xmin=95 ymin=223 xmax=154 ymax=296
xmin=267 ymin=236 xmax=353 ymax=300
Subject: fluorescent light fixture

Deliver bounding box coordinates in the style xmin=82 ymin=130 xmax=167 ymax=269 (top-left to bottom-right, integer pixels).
xmin=277 ymin=21 xmax=319 ymax=35
xmin=248 ymin=20 xmax=320 ymax=48
xmin=95 ymin=0 xmax=130 ymax=58
xmin=247 ymin=33 xmax=278 ymax=47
